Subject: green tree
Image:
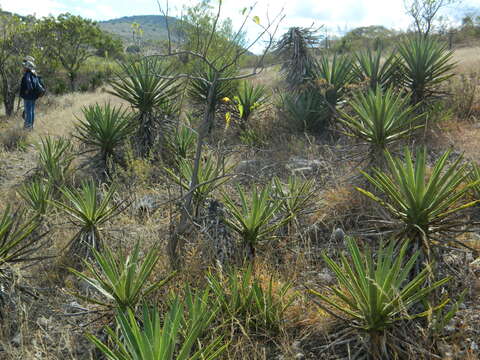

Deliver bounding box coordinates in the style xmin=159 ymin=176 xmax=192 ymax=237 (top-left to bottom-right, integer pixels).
xmin=0 ymin=13 xmax=34 ymax=116
xmin=37 ymin=13 xmax=115 ymax=91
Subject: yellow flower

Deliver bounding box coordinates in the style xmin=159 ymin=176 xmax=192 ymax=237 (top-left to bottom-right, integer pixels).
xmin=221 ymin=97 xmax=231 ymax=103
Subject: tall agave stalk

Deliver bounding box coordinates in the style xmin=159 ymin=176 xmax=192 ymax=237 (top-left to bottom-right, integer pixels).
xmin=398 ymin=36 xmax=455 ymax=105
xmin=109 ymin=57 xmax=179 ymax=158
xmin=274 ymin=27 xmax=321 ymax=90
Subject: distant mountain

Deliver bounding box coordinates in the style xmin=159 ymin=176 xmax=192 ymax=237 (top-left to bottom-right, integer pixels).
xmin=99 ymin=15 xmax=181 ymax=44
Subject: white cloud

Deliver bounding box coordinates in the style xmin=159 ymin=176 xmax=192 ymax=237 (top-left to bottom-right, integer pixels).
xmin=0 ymin=0 xmax=67 ymax=17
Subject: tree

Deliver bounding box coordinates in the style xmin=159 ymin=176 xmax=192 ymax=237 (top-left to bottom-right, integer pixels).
xmin=155 ymin=1 xmax=283 ymax=269
xmin=0 ymin=13 xmax=34 ymax=116
xmin=37 ymin=13 xmax=114 ymax=91
xmin=404 ymin=0 xmax=459 ymax=37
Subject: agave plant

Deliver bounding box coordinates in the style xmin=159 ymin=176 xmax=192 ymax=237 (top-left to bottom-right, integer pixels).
xmin=75 ymin=103 xmax=135 ymax=173
xmin=339 ymin=87 xmax=423 ymax=165
xmin=310 ymin=237 xmax=450 ymax=359
xmin=397 ymin=36 xmax=455 ymax=105
xmin=164 ymin=157 xmax=231 ymax=215
xmin=0 ymin=206 xmax=45 ymax=267
xmin=282 ymin=90 xmax=328 ymax=134
xmin=53 ymin=181 xmax=125 ymax=264
xmin=353 ymin=47 xmax=399 ymax=90
xmin=88 ymin=295 xmax=226 ymax=360
xmin=70 ymin=242 xmax=175 ymax=312
xmin=357 ymin=147 xmax=479 ymax=262
xmin=207 ymin=265 xmax=295 ymax=334
xmin=19 ymin=179 xmax=53 ymax=218
xmin=274 ymin=27 xmax=321 ymax=90
xmin=165 ymin=122 xmax=198 ymax=164
xmin=37 ymin=136 xmax=74 ymax=189
xmin=188 ymin=65 xmax=238 ymax=104
xmin=469 ymin=162 xmax=480 ymax=199
xmin=109 ymin=57 xmax=179 ymax=157
xmin=234 ymin=81 xmax=268 ymax=127
xmin=272 ymin=176 xmax=315 ymax=221
xmin=222 ymin=184 xmax=285 ymax=260
xmin=317 ymin=53 xmax=355 ymax=123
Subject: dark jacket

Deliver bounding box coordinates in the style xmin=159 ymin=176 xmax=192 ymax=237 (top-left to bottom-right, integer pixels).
xmin=20 ymin=70 xmax=36 ymax=101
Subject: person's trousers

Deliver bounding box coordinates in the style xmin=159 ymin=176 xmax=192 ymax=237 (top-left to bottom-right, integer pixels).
xmin=24 ymin=99 xmax=35 ymax=129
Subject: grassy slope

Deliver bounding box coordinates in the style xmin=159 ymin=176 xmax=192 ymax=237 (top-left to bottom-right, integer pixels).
xmin=0 ymin=47 xmax=479 ymax=359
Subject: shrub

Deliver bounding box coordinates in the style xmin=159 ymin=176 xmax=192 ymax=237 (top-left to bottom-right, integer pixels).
xmin=234 ymin=81 xmax=268 ymax=127
xmin=0 ymin=127 xmax=29 ymax=152
xmin=18 ymin=179 xmax=52 ymax=218
xmin=317 ymin=53 xmax=355 ymax=123
xmin=0 ymin=206 xmax=44 ymax=267
xmin=188 ymin=65 xmax=238 ymax=104
xmin=165 ymin=121 xmax=197 ymax=164
xmin=310 ymin=237 xmax=450 ymax=358
xmin=282 ymin=90 xmax=328 ymax=134
xmin=272 ymin=175 xmax=315 ymax=221
xmin=353 ymin=47 xmax=399 ymax=90
xmin=164 ymin=156 xmax=231 ymax=215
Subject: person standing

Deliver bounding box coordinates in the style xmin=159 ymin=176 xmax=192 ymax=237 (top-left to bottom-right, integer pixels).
xmin=19 ymin=57 xmax=37 ymax=130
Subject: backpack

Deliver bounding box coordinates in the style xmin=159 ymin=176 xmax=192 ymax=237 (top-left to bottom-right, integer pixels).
xmin=32 ymin=75 xmax=46 ymax=99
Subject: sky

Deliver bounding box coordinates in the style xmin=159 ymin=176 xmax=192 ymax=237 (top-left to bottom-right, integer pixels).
xmin=1 ymin=0 xmax=479 ymax=51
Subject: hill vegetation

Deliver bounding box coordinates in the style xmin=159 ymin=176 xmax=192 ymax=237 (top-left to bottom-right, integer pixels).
xmin=0 ymin=1 xmax=480 ymax=359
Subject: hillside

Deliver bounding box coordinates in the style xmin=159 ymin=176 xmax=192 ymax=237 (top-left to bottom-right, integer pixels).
xmin=99 ymin=15 xmax=181 ymax=43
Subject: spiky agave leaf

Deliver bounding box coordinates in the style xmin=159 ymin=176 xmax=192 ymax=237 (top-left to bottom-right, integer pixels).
xmin=353 ymin=47 xmax=400 ymax=90
xmin=53 ymin=181 xmax=126 ymax=262
xmin=339 ymin=87 xmax=423 ymax=160
xmin=356 ymin=147 xmax=480 ymax=250
xmin=222 ymin=184 xmax=286 ymax=258
xmin=87 ymin=293 xmax=227 ymax=360
xmin=69 ymin=241 xmax=175 ymax=312
xmin=75 ymin=103 xmax=135 ymax=171
xmin=234 ymin=81 xmax=268 ymax=125
xmin=310 ymin=237 xmax=450 ymax=334
xmin=397 ymin=36 xmax=456 ymax=104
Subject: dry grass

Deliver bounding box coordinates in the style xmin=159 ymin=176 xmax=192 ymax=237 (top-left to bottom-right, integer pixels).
xmin=453 ymin=47 xmax=480 ymax=75
xmin=1 ymin=48 xmax=480 ymax=360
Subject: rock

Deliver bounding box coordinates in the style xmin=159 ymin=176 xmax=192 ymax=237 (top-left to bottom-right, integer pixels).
xmin=285 ymin=157 xmax=326 ymax=176
xmin=235 ymin=160 xmax=264 ymax=175
xmin=37 ymin=316 xmax=49 ymax=328
xmin=294 ymin=353 xmax=305 ymax=359
xmin=11 ymin=332 xmax=21 ymax=347
xmin=133 ymin=194 xmax=161 ymax=215
xmin=332 ymin=228 xmax=345 ymax=243
xmin=318 ymin=268 xmax=334 ymax=285
xmin=291 ymin=341 xmax=302 ymax=351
